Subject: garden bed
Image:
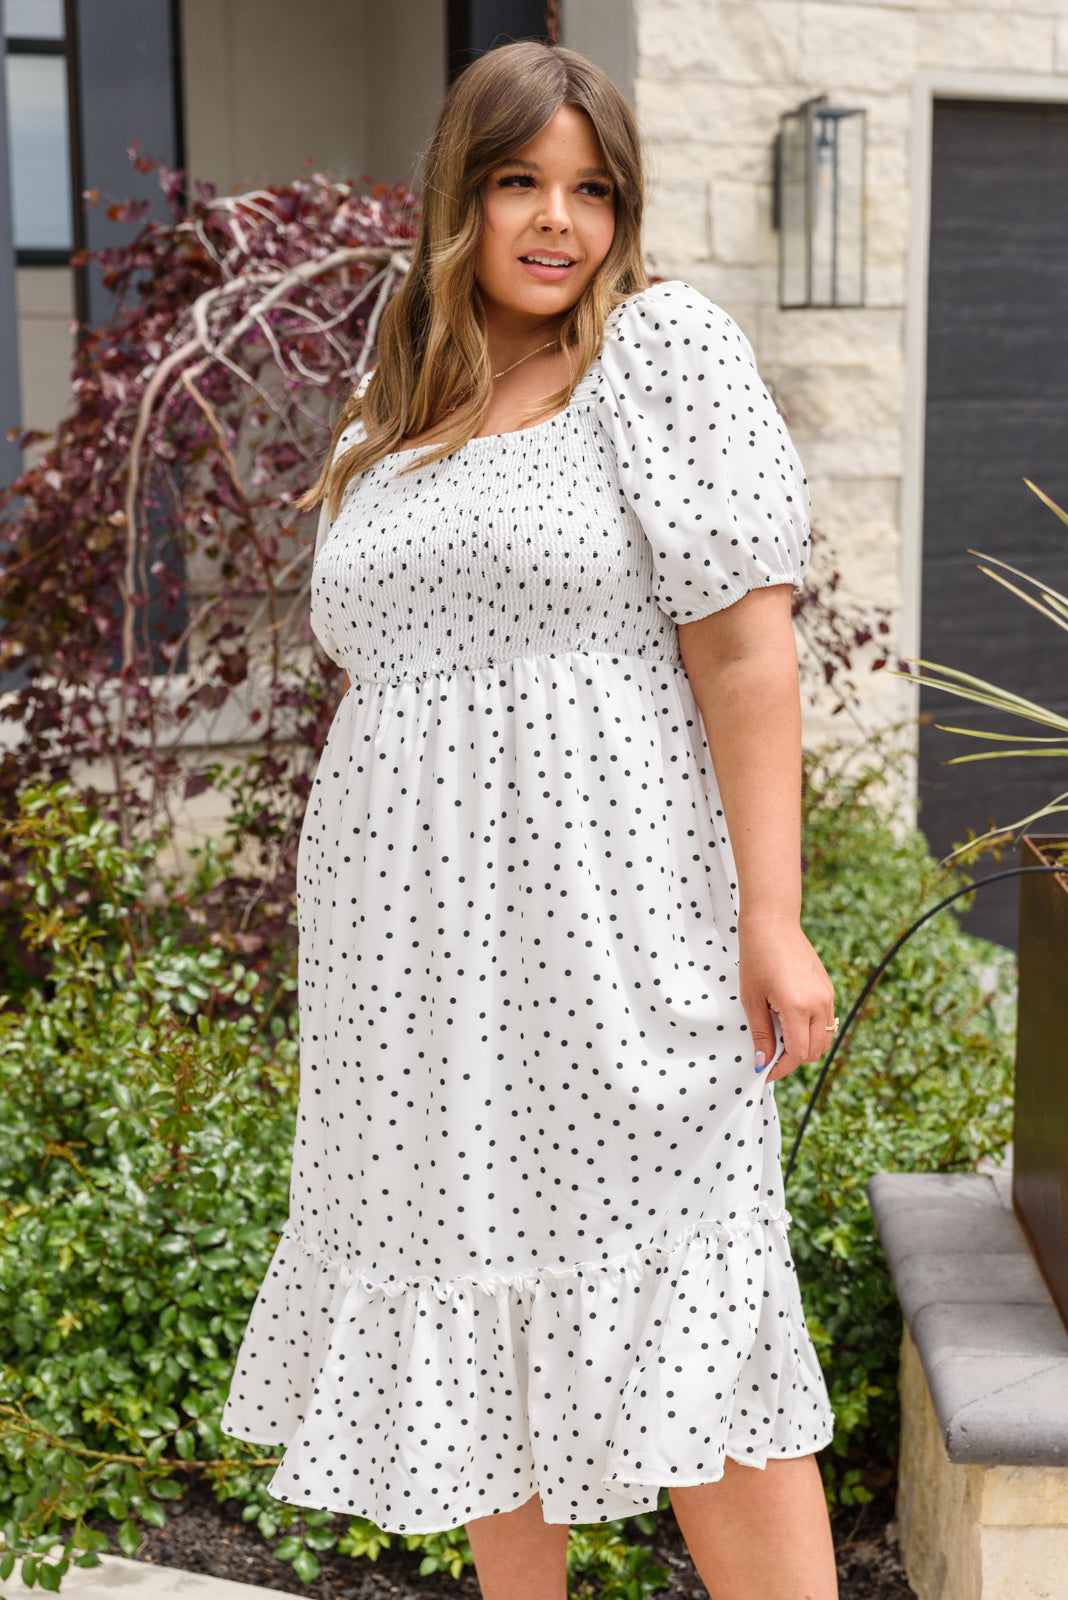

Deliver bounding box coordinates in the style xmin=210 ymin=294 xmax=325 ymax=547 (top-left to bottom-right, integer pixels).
xmin=95 ymin=1470 xmax=914 ymax=1599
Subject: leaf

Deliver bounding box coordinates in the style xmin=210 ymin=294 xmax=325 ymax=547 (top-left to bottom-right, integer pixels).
xmin=894 ymin=661 xmax=1068 ymax=733
xmin=1024 ymin=477 xmax=1068 ymax=528
xmin=291 ymin=1549 xmax=321 ymax=1583
xmin=118 ymin=1520 xmax=141 ymax=1557
xmin=934 ymin=726 xmax=1067 ymax=745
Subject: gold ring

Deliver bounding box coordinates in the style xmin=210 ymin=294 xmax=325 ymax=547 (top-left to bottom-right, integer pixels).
xmin=825 ymin=1017 xmax=840 ymax=1033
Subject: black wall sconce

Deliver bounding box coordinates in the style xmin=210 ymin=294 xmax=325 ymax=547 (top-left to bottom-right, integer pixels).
xmin=773 ymin=95 xmax=866 ymax=309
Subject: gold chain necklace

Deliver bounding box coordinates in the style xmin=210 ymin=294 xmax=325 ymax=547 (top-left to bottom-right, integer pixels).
xmin=492 ymin=339 xmax=558 ymax=380
xmin=427 ymin=339 xmax=561 ymax=433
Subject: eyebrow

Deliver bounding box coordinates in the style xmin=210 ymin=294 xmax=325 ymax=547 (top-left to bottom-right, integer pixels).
xmin=496 ymin=158 xmax=614 ymax=181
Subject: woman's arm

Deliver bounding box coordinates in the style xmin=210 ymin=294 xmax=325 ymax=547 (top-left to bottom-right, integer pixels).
xmin=678 ymin=584 xmax=834 ymax=1081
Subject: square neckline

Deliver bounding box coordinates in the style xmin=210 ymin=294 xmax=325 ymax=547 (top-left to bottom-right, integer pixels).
xmin=381 ymin=356 xmax=607 ymax=464
xmin=336 ymin=287 xmax=659 ymax=473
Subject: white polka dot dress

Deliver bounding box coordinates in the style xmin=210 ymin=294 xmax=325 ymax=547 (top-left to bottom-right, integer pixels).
xmin=221 ymin=281 xmax=835 ymax=1531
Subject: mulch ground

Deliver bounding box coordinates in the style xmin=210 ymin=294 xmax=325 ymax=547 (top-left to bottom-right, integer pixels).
xmin=96 ymin=1470 xmax=915 ymax=1598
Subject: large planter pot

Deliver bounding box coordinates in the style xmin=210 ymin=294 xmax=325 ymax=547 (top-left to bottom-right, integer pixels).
xmin=1012 ymin=834 xmax=1068 ymax=1333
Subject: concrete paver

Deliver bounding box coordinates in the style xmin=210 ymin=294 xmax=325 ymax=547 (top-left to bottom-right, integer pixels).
xmin=1 ymin=1553 xmax=302 ymax=1597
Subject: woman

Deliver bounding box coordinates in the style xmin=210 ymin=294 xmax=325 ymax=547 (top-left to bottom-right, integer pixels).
xmin=223 ymin=39 xmax=838 ymax=1600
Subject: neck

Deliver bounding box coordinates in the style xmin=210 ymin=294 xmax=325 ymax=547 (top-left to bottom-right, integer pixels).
xmin=482 ymin=304 xmax=566 ymax=377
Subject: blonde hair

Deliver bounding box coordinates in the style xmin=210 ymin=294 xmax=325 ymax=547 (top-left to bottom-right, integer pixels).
xmin=304 ymin=40 xmax=648 ymax=518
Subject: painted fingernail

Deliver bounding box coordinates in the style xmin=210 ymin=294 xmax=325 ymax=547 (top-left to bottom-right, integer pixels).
xmin=754 ymin=1052 xmax=767 ymax=1074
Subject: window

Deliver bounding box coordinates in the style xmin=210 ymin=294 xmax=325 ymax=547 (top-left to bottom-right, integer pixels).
xmin=3 ymin=0 xmax=81 ymax=266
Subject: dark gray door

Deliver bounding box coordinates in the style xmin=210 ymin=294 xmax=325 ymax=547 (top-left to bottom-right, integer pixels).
xmin=920 ymin=98 xmax=1068 ymax=947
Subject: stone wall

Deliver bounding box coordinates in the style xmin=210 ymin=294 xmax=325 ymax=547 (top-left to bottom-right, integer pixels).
xmin=630 ymin=0 xmax=1068 ymax=743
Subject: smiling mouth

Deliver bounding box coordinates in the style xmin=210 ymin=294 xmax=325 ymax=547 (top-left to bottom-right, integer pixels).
xmin=520 ymin=255 xmax=577 ymax=267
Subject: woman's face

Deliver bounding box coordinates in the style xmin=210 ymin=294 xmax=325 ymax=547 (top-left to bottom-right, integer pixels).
xmin=474 ymin=104 xmax=617 ymax=327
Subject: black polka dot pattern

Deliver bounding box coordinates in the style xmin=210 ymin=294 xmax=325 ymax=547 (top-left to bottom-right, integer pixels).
xmin=221 ymin=281 xmax=834 ymax=1532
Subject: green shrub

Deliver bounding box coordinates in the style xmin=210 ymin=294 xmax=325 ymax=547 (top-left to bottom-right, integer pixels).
xmin=781 ymin=750 xmax=1017 ymax=1500
xmin=0 ymin=768 xmax=1017 ymax=1591
xmin=0 ymin=787 xmax=300 ymax=1591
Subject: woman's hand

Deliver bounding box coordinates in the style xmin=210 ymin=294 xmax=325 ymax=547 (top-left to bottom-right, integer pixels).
xmin=738 ymin=914 xmax=835 ymax=1082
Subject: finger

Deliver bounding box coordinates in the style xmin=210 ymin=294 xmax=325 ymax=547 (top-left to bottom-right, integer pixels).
xmin=812 ymin=996 xmax=838 ymax=1061
xmin=767 ymin=1009 xmax=807 ymax=1081
xmin=744 ymin=997 xmax=777 ymax=1075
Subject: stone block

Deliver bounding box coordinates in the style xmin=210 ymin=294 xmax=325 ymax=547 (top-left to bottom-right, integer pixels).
xmin=915 ymin=1301 xmax=1068 ymax=1368
xmin=645 ymin=181 xmax=712 ymax=261
xmin=898 ymin=1329 xmax=1068 ymax=1599
xmin=967 ymin=1463 xmax=1068 ymax=1528
xmin=917 ymin=10 xmax=1056 ymax=72
xmin=867 ymin=139 xmax=909 ymax=193
xmin=863 ymin=263 xmax=907 ymax=310
xmin=715 ymin=1 xmax=801 ymax=86
xmin=809 ymin=533 xmax=901 ymax=607
xmin=893 ymin=1250 xmax=1052 ymax=1316
xmin=643 ymin=137 xmax=774 ymax=188
xmin=871 ymin=1171 xmax=1007 ymax=1214
xmin=948 ymin=1363 xmax=1068 ymax=1468
xmin=770 ymin=362 xmax=903 ymax=436
xmin=864 ymin=185 xmax=911 ymax=269
xmin=636 ymin=0 xmax=720 ymax=80
xmin=791 ymin=426 xmax=903 ymax=481
xmin=980 ymin=1527 xmax=1068 ymax=1598
xmin=798 ymin=2 xmax=918 ymax=93
xmin=810 ymin=474 xmax=900 ymax=538
xmin=875 ymin=1197 xmax=1026 ymax=1272
xmin=670 ymin=261 xmax=777 ymax=321
xmin=710 ymin=178 xmax=763 ymax=264
xmin=635 ymin=77 xmax=789 ymax=148
xmin=756 ymin=305 xmax=903 ymax=366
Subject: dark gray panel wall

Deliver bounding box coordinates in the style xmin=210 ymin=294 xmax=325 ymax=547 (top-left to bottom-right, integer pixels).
xmin=0 ymin=0 xmax=22 ymax=482
xmin=920 ymin=99 xmax=1068 ymax=946
xmin=74 ymin=0 xmax=181 ymax=327
xmin=448 ymin=0 xmax=551 ymax=78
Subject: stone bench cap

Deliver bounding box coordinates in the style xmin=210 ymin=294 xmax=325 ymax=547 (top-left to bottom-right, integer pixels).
xmin=867 ymin=1170 xmax=1068 ymax=1468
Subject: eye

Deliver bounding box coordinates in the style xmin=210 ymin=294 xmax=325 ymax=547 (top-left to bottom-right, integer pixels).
xmin=496 ymin=173 xmax=534 ymax=188
xmin=581 ymin=180 xmax=613 ymax=199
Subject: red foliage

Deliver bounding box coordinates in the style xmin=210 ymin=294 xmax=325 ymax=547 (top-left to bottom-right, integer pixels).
xmin=0 ymin=162 xmax=418 ymax=963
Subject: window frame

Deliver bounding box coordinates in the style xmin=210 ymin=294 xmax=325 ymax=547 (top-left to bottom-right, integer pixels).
xmin=4 ymin=0 xmax=86 ymax=321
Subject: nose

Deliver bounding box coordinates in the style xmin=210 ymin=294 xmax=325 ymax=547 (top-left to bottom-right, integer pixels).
xmin=536 ymin=184 xmax=572 ymax=234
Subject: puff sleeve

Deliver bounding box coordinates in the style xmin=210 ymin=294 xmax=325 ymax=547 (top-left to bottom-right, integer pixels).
xmin=597 ymin=282 xmax=810 ymax=622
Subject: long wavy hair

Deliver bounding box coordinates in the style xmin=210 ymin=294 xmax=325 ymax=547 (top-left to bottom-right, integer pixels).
xmin=303 ymin=40 xmax=648 ymax=518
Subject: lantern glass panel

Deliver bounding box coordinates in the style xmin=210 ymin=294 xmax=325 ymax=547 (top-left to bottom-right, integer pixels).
xmin=831 ymin=109 xmax=865 ymax=306
xmin=776 ymin=102 xmax=865 ymax=308
xmin=778 ymin=110 xmax=809 ymax=309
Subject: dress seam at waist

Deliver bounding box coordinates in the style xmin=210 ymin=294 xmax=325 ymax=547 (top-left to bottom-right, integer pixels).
xmin=346 ymin=644 xmax=686 ymax=689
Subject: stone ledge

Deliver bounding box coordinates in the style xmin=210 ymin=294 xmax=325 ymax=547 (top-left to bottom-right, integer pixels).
xmin=868 ymin=1171 xmax=1068 ymax=1467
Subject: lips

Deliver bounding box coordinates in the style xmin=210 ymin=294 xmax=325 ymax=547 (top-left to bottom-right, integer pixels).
xmin=518 ymin=254 xmax=578 ymax=281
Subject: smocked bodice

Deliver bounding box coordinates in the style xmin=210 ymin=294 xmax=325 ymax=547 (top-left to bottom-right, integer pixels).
xmin=311 ymin=365 xmax=680 ymax=685
xmin=310 ymin=281 xmax=811 ymax=687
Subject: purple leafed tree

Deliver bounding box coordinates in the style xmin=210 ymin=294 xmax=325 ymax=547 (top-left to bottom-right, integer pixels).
xmin=0 ymin=161 xmax=418 ymax=959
